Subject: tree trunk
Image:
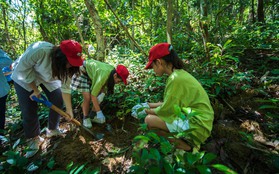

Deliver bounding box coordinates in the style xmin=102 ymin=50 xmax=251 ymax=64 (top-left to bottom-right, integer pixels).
xmin=67 ymin=0 xmax=85 ymax=49
xmin=131 ymin=0 xmax=135 ymax=50
xmin=37 ymin=1 xmax=49 ymax=41
xmin=104 ymin=0 xmax=147 ymax=57
xmin=257 ymin=0 xmax=264 ymax=23
xmin=1 ymin=2 xmax=15 ymax=53
xmin=199 ymin=0 xmax=210 ymax=62
xmin=166 ymin=0 xmax=173 ymax=44
xmin=239 ymin=1 xmax=244 ymax=23
xmin=84 ymin=0 xmax=105 ymax=61
xmin=249 ymin=0 xmax=255 ymax=23
xmin=22 ymin=0 xmax=27 ymax=49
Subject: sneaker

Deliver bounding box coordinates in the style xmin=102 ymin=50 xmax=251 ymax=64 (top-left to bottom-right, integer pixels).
xmin=25 ymin=136 xmax=44 ymax=158
xmin=46 ymin=128 xmax=64 ymax=138
xmin=92 ymin=117 xmax=105 ymax=124
xmin=83 ymin=118 xmax=92 ymax=128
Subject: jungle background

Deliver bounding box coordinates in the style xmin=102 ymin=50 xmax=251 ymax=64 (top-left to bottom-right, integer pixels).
xmin=0 ymin=0 xmax=278 ymax=173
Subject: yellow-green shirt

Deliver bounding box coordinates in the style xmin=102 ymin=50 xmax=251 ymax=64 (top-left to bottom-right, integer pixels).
xmin=155 ymin=69 xmax=214 ymax=146
xmin=85 ymin=59 xmax=114 ymax=96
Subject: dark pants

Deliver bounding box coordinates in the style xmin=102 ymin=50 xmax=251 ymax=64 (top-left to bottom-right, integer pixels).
xmin=14 ymin=82 xmax=63 ymax=139
xmin=0 ymin=94 xmax=8 ymax=130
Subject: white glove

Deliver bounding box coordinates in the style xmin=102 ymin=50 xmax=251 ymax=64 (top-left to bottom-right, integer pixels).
xmin=131 ymin=102 xmax=149 ymax=119
xmin=97 ymin=93 xmax=105 ymax=103
xmin=92 ymin=111 xmax=106 ymax=124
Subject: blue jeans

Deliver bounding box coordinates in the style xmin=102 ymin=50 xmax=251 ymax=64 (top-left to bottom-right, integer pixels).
xmin=14 ymin=82 xmax=63 ymax=139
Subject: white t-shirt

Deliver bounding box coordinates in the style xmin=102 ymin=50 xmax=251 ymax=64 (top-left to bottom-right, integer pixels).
xmin=12 ymin=41 xmax=61 ymax=92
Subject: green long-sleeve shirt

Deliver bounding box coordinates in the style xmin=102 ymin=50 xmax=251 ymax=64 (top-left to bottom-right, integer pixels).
xmin=155 ymin=69 xmax=214 ymax=146
xmin=85 ymin=59 xmax=114 ymax=96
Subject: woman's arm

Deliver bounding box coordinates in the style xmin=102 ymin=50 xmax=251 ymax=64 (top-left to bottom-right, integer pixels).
xmin=61 ymin=77 xmax=73 ymax=117
xmin=29 ymin=81 xmax=41 ymax=100
xmin=62 ymin=93 xmax=73 ymax=117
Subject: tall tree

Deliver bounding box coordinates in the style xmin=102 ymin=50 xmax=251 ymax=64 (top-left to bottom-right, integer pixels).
xmin=66 ymin=0 xmax=86 ymax=52
xmin=0 ymin=2 xmax=15 ymax=52
xmin=84 ymin=0 xmax=105 ymax=61
xmin=166 ymin=0 xmax=173 ymax=44
xmin=199 ymin=0 xmax=210 ymax=62
xmin=249 ymin=0 xmax=255 ymax=23
xmin=257 ymin=0 xmax=264 ymax=23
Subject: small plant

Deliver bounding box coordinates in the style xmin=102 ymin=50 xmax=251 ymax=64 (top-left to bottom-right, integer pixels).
xmin=129 ymin=105 xmax=237 ymax=174
xmin=0 ymin=138 xmax=28 ymax=173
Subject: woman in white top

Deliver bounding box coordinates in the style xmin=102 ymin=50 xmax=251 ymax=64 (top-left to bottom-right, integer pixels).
xmin=12 ymin=40 xmax=83 ymax=158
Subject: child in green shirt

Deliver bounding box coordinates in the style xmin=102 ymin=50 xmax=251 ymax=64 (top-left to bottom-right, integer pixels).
xmin=143 ymin=43 xmax=214 ymax=151
xmin=71 ymin=59 xmax=129 ymax=128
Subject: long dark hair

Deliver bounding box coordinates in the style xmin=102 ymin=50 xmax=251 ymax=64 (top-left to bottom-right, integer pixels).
xmin=106 ymin=69 xmax=122 ymax=95
xmin=50 ymin=46 xmax=80 ymax=83
xmin=154 ymin=46 xmax=186 ymax=71
xmin=106 ymin=69 xmax=116 ymax=94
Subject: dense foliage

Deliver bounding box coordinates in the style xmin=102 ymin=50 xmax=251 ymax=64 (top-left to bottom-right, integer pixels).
xmin=0 ymin=0 xmax=278 ymax=173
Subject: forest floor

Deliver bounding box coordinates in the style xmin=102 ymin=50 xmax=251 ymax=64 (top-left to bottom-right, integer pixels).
xmin=2 ymin=49 xmax=279 ymax=174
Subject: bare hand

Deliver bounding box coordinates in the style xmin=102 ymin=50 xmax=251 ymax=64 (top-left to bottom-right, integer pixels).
xmin=30 ymin=91 xmax=41 ymax=101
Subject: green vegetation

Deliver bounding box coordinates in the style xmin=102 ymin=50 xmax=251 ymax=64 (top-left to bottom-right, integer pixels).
xmin=1 ymin=0 xmax=278 ymax=173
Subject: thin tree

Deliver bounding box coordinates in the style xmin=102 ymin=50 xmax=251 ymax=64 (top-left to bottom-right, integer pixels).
xmin=167 ymin=0 xmax=173 ymax=44
xmin=84 ymin=0 xmax=105 ymax=61
xmin=257 ymin=0 xmax=264 ymax=23
xmin=249 ymin=0 xmax=255 ymax=23
xmin=1 ymin=2 xmax=15 ymax=53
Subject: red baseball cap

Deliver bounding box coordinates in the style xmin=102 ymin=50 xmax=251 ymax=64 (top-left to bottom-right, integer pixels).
xmin=145 ymin=43 xmax=171 ymax=69
xmin=60 ymin=40 xmax=84 ymax=67
xmin=116 ymin=65 xmax=129 ymax=85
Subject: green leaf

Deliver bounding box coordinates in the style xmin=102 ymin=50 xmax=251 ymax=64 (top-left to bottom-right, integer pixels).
xmin=141 ymin=149 xmax=149 ymax=164
xmin=6 ymin=159 xmax=15 ymax=165
xmin=70 ymin=166 xmax=78 ymax=174
xmin=269 ymin=56 xmax=279 ymax=61
xmin=202 ymin=153 xmax=217 ymax=164
xmin=163 ymin=159 xmax=174 ymax=174
xmin=12 ymin=138 xmax=21 ymax=149
xmin=3 ymin=150 xmax=19 ymax=157
xmin=73 ymin=164 xmax=85 ymax=174
xmin=215 ymin=86 xmax=221 ymax=95
xmin=148 ymin=166 xmax=161 ymax=174
xmin=160 ymin=141 xmax=173 ymax=155
xmin=258 ymin=105 xmax=279 ymax=109
xmin=147 ymin=132 xmax=161 ymax=142
xmin=186 ymin=151 xmax=205 ymax=165
xmin=134 ymin=135 xmax=150 ymax=142
xmin=66 ymin=161 xmax=74 ymax=171
xmin=212 ymin=164 xmax=237 ymax=174
xmin=149 ymin=148 xmax=161 ymax=161
xmin=16 ymin=156 xmax=28 ymax=167
xmin=47 ymin=159 xmax=55 ymax=169
xmin=197 ymin=165 xmax=212 ymax=174
xmin=48 ymin=171 xmax=68 ymax=174
xmin=271 ymin=69 xmax=279 ymax=75
xmin=256 ymin=99 xmax=278 ymax=103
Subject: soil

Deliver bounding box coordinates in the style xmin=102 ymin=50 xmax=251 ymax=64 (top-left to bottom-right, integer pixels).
xmin=2 ymin=48 xmax=279 ymax=173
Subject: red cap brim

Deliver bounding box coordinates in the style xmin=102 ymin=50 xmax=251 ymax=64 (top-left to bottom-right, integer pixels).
xmin=68 ymin=56 xmax=84 ymax=67
xmin=144 ymin=60 xmax=153 ymax=69
xmin=122 ymin=78 xmax=127 ymax=85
